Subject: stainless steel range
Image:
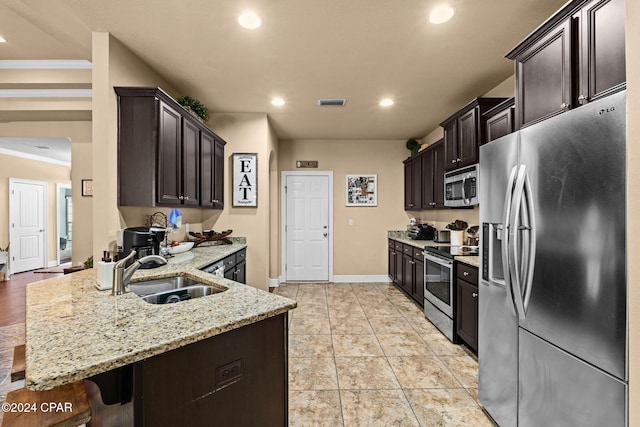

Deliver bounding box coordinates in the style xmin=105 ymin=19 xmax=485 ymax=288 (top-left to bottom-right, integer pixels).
xmin=423 ymin=245 xmax=478 ymax=341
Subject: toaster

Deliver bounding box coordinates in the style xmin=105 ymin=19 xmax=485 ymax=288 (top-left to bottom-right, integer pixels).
xmin=433 ymin=229 xmax=450 ymax=243
xmin=407 ymin=224 xmax=436 ymax=240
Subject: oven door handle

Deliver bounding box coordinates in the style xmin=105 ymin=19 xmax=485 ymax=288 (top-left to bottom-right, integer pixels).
xmin=423 ymin=252 xmax=453 ymax=268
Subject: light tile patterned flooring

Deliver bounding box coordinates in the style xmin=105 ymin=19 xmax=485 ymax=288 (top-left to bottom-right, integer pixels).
xmin=274 ymin=282 xmax=494 ymax=427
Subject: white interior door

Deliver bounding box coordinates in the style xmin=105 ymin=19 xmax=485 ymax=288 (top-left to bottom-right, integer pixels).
xmin=284 ymin=173 xmax=332 ymax=281
xmin=9 ymin=179 xmax=47 ymax=273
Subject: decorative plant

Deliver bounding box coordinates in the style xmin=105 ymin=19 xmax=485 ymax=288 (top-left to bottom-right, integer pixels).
xmin=406 ymin=138 xmax=420 ymax=156
xmin=84 ymin=256 xmax=93 ymax=269
xmin=177 ymin=96 xmax=209 ymax=121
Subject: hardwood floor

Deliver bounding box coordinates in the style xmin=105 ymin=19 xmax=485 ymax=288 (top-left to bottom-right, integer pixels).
xmin=1 ymin=270 xmax=64 ymax=425
xmin=0 ymin=270 xmax=64 ymax=327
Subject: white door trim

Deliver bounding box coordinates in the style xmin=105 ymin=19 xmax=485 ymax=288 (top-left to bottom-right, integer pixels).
xmin=56 ymin=183 xmax=71 ymax=265
xmin=281 ymin=171 xmax=333 ymax=283
xmin=9 ymin=178 xmax=48 ymax=273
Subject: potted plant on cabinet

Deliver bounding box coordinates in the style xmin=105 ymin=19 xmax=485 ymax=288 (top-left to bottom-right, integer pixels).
xmin=406 ymin=138 xmax=420 ymax=156
xmin=177 ymin=96 xmax=209 ymax=122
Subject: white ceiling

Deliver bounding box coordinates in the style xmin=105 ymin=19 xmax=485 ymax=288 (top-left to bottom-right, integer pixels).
xmin=0 ymin=0 xmax=568 ymax=144
xmin=0 ymin=137 xmax=70 ymax=164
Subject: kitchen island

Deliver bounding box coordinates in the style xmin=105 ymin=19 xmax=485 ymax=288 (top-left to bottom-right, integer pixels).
xmin=25 ymin=242 xmax=296 ymax=426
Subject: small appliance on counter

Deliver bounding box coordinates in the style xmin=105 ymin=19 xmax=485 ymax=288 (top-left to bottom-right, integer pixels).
xmin=407 ymin=224 xmax=436 ymax=240
xmin=122 ymin=227 xmax=166 ymax=268
xmin=433 ymin=229 xmax=450 ymax=243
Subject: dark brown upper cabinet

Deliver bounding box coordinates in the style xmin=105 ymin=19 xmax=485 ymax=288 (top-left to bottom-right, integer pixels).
xmin=441 ymin=98 xmax=507 ymax=171
xmin=404 ymin=140 xmax=445 ymax=211
xmin=115 ymin=87 xmax=225 ymax=209
xmin=421 ymin=140 xmax=445 ymax=209
xmin=201 ymin=132 xmax=225 ymax=209
xmin=483 ymin=98 xmax=515 ymax=143
xmin=404 ymin=155 xmax=422 ymax=210
xmin=507 ymin=0 xmax=625 ymax=129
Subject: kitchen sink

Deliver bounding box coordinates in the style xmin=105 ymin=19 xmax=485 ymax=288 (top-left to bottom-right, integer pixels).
xmin=128 ymin=276 xmax=224 ymax=304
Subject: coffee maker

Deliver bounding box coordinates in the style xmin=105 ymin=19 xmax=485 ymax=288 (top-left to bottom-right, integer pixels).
xmin=122 ymin=227 xmax=166 ymax=268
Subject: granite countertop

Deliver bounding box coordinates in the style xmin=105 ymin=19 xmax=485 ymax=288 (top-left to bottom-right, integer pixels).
xmin=25 ymin=242 xmax=297 ymax=391
xmin=388 ymin=230 xmax=480 ymax=268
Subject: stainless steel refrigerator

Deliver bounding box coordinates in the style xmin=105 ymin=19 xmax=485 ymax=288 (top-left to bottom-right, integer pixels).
xmin=479 ymin=90 xmax=627 ymax=427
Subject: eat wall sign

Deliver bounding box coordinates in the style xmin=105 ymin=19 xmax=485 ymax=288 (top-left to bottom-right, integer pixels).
xmin=233 ymin=153 xmax=258 ymax=207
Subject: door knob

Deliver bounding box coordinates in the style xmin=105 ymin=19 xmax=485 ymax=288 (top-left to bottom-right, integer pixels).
xmin=472 ymin=293 xmax=478 ymax=298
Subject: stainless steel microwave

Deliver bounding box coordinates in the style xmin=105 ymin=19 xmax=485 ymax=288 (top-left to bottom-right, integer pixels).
xmin=444 ymin=164 xmax=479 ymax=207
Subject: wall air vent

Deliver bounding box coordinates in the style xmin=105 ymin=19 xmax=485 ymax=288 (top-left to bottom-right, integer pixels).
xmin=317 ymin=98 xmax=346 ymax=107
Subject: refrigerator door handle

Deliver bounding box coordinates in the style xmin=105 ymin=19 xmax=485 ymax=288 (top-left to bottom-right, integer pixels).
xmin=501 ymin=165 xmax=519 ymax=317
xmin=508 ymin=165 xmax=528 ymax=320
xmin=521 ymin=171 xmax=536 ymax=312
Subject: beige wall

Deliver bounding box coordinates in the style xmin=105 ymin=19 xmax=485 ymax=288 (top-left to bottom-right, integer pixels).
xmin=279 ymin=139 xmax=409 ymax=277
xmin=205 ymin=113 xmax=273 ymax=290
xmin=91 ymin=33 xmax=179 ymax=258
xmin=70 ymin=140 xmax=93 ymax=265
xmin=626 ymin=0 xmax=639 ymax=424
xmin=0 ymin=154 xmax=70 ymax=266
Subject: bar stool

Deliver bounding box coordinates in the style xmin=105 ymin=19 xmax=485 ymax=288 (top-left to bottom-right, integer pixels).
xmin=2 ymin=345 xmax=91 ymax=427
xmin=10 ymin=344 xmax=25 ymax=382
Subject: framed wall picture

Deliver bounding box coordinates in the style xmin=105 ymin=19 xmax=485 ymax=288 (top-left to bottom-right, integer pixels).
xmin=233 ymin=153 xmax=258 ymax=207
xmin=81 ymin=179 xmax=93 ymax=197
xmin=346 ymin=174 xmax=377 ymax=206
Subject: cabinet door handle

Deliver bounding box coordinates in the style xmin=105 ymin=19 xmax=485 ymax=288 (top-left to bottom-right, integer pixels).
xmin=451 ymin=159 xmax=457 ymax=164
xmin=463 ymin=271 xmax=469 ymax=277
xmin=457 ymin=157 xmax=461 ymax=162
xmin=212 ymin=199 xmax=218 ymax=203
xmin=472 ymin=292 xmax=478 ymax=298
xmin=184 ymin=196 xmax=190 ymax=201
xmin=179 ymin=196 xmax=184 ymax=200
xmin=578 ymin=95 xmax=588 ymax=105
xmin=560 ymin=102 xmax=568 ymax=110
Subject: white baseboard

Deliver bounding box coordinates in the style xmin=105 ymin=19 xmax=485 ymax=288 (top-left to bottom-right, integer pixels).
xmin=333 ymin=275 xmax=392 ymax=283
xmin=268 ymin=277 xmax=281 ymax=288
xmin=48 ymin=260 xmax=58 ymax=268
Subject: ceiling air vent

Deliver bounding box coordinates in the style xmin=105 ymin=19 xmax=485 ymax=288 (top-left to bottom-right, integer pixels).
xmin=317 ymin=98 xmax=346 ymax=107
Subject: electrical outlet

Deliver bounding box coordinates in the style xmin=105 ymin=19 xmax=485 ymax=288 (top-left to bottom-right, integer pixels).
xmin=348 ymin=219 xmax=354 ymax=226
xmin=216 ymin=359 xmax=243 ymax=388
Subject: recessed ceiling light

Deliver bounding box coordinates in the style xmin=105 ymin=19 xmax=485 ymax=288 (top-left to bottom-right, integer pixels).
xmin=238 ymin=12 xmax=262 ymax=29
xmin=0 ymin=35 xmax=6 ymax=43
xmin=271 ymin=97 xmax=285 ymax=106
xmin=429 ymin=5 xmax=455 ymax=24
xmin=379 ymin=98 xmax=394 ymax=107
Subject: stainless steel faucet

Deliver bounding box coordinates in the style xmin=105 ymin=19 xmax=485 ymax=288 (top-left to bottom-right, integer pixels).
xmin=112 ymin=250 xmax=167 ymax=295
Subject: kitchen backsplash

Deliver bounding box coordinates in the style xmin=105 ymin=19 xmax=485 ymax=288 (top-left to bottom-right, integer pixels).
xmin=406 ymin=207 xmax=479 ymax=231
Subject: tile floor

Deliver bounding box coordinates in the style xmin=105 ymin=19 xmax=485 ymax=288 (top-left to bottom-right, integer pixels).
xmin=274 ymin=282 xmax=494 ymax=426
xmin=0 ymin=277 xmax=494 ymax=426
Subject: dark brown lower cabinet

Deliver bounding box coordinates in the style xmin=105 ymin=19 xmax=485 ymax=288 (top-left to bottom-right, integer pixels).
xmin=388 ymin=240 xmax=424 ymax=307
xmin=223 ymin=248 xmax=247 ymax=284
xmin=87 ymin=314 xmax=288 ymax=427
xmin=456 ymin=263 xmax=479 ymax=352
